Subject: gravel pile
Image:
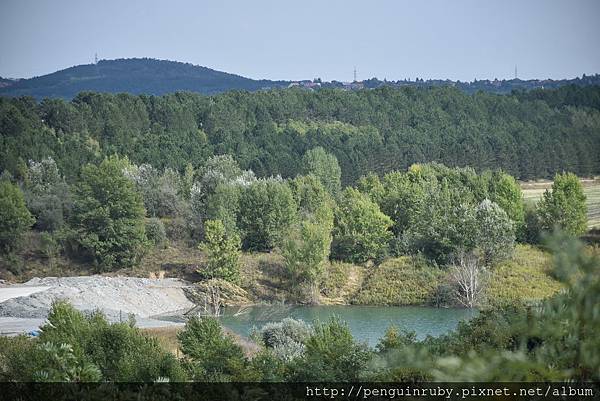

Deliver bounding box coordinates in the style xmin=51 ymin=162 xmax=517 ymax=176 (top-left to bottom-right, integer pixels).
xmin=0 ymin=276 xmax=195 ymax=322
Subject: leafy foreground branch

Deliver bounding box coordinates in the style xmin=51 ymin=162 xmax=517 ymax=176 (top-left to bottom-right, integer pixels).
xmin=0 ymin=233 xmax=598 ymax=382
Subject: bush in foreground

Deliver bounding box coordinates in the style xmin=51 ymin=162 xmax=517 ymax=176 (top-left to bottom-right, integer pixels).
xmin=178 ymin=316 xmax=247 ymax=381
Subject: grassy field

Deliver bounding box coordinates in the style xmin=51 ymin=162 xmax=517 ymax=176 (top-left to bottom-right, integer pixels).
xmin=521 ymin=178 xmax=600 ymax=229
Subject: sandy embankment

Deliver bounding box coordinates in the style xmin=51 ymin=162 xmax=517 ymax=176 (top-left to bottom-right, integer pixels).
xmin=0 ymin=276 xmax=195 ymax=335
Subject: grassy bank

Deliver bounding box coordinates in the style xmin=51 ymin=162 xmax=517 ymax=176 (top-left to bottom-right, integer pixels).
xmin=352 ymin=257 xmax=444 ymax=306
xmin=348 ymin=245 xmax=562 ymax=307
xmin=485 ymin=245 xmax=563 ymax=306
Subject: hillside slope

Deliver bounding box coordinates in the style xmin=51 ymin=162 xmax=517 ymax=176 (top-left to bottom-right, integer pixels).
xmin=0 ymin=58 xmax=288 ymax=99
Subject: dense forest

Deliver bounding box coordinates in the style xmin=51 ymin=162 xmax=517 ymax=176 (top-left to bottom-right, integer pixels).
xmin=1 ymin=82 xmax=599 ymax=386
xmin=2 ymin=85 xmax=600 ymax=187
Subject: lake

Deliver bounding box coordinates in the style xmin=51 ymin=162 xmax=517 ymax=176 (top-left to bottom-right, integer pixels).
xmin=218 ymin=305 xmax=478 ymax=347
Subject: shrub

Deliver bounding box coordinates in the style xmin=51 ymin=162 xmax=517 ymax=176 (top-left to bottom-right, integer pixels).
xmin=320 ymin=261 xmax=353 ymax=299
xmin=248 ymin=350 xmax=286 ymax=382
xmin=0 ymin=335 xmax=44 ymax=381
xmin=164 ymin=216 xmax=193 ymax=242
xmin=146 ymin=217 xmax=167 ymax=247
xmin=0 ymin=180 xmax=35 ymax=253
xmin=38 ymin=301 xmax=185 ymax=381
xmin=0 ymin=336 xmax=102 ymax=382
xmin=178 ymin=316 xmax=247 ymax=381
xmin=523 ymin=204 xmax=542 ymax=244
xmin=287 ymin=317 xmax=371 ymax=381
xmin=33 ymin=343 xmax=102 ymax=382
xmin=376 ymin=326 xmax=417 ymax=353
xmin=251 ymin=318 xmax=313 ymax=357
xmin=39 ymin=231 xmax=61 ymax=259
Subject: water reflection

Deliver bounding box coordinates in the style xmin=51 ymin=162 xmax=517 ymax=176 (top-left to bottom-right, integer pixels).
xmin=218 ymin=305 xmax=478 ymax=347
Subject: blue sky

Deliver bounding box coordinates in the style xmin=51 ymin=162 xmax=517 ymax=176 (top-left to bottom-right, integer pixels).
xmin=1 ymin=0 xmax=599 ymax=81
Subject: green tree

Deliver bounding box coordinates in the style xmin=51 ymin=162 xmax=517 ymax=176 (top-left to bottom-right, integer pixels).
xmin=200 ymin=219 xmax=241 ymax=283
xmin=283 ymin=205 xmax=334 ymax=303
xmin=0 ymin=180 xmax=34 ymax=253
xmin=378 ymin=171 xmax=427 ymax=236
xmin=486 ymin=171 xmax=525 ymax=239
xmin=474 ymin=199 xmax=515 ymax=264
xmin=24 ymin=157 xmax=72 ymax=231
xmin=403 ymin=180 xmax=478 ymax=263
xmin=180 ymin=162 xmax=195 ymax=200
xmin=190 ymin=154 xmax=254 ymax=234
xmin=332 ymin=188 xmax=393 ymax=263
xmin=203 ymin=182 xmax=242 ymax=236
xmin=178 ymin=316 xmax=247 ymax=381
xmin=71 ymin=156 xmax=147 ymax=270
xmin=356 ymin=172 xmax=385 ymax=205
xmin=123 ymin=164 xmax=186 ymax=218
xmin=537 ymin=172 xmax=587 ymax=236
xmin=193 ymin=154 xmax=247 ymax=205
xmin=302 ymin=147 xmax=342 ymax=197
xmin=238 ymin=178 xmax=297 ymax=251
xmin=289 ymin=174 xmax=332 ymax=216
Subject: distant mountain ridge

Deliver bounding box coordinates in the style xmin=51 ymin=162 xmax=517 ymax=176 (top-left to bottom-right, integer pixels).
xmin=0 ymin=58 xmax=289 ymax=99
xmin=1 ymin=58 xmax=599 ymax=99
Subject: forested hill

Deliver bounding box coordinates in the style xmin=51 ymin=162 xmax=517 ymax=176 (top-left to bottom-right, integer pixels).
xmin=1 ymin=58 xmax=599 ymax=100
xmin=1 ymin=85 xmax=600 ymax=183
xmin=0 ymin=58 xmax=289 ymax=99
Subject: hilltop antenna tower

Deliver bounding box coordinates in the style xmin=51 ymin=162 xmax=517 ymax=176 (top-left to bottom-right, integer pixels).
xmin=94 ymin=53 xmax=98 ymax=65
xmin=514 ymin=65 xmax=518 ymax=80
xmin=353 ymin=66 xmax=357 ymax=82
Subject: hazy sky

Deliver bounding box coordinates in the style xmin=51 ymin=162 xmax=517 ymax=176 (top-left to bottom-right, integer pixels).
xmin=1 ymin=0 xmax=599 ymax=81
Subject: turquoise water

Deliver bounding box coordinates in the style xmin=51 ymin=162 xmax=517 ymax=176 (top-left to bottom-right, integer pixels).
xmin=219 ymin=305 xmax=478 ymax=347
